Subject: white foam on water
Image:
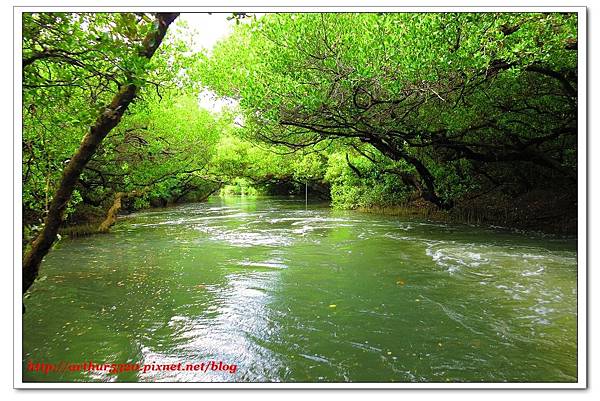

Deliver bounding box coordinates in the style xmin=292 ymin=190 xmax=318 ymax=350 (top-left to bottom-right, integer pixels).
xmin=239 ymin=258 xmax=288 ymax=269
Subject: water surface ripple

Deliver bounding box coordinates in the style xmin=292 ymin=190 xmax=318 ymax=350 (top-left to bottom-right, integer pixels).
xmin=23 ymin=197 xmax=577 ymax=383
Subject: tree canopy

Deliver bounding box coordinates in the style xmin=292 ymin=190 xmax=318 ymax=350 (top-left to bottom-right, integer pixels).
xmin=22 ymin=11 xmax=579 ymax=276
xmin=200 ymin=12 xmax=577 ymax=211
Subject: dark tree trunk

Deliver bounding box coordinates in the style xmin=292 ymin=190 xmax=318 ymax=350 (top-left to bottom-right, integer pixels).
xmin=22 ymin=13 xmax=179 ymax=296
xmin=369 ymin=138 xmax=453 ymax=210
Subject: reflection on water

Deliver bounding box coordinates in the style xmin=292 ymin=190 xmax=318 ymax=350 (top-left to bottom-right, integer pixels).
xmin=23 ymin=197 xmax=577 ymax=383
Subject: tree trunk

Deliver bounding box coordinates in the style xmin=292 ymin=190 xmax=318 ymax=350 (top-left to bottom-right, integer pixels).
xmin=97 ymin=190 xmax=142 ymax=233
xmin=369 ymin=138 xmax=453 ymax=210
xmin=22 ymin=13 xmax=179 ymax=296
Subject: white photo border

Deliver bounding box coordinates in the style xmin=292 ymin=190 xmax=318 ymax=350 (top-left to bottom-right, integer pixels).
xmin=13 ymin=5 xmax=588 ymax=389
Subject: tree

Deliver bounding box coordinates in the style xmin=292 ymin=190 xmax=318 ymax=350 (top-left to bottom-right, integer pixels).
xmin=22 ymin=12 xmax=179 ymax=296
xmin=200 ymin=13 xmax=577 ymax=211
xmin=79 ymin=92 xmax=223 ymax=217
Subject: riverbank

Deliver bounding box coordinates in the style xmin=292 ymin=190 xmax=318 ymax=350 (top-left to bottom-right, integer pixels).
xmin=50 ymin=188 xmax=577 ymax=243
xmin=356 ymin=189 xmax=577 ymax=236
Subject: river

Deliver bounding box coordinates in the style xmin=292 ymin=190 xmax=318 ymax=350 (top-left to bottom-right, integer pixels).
xmin=23 ymin=196 xmax=578 ymax=383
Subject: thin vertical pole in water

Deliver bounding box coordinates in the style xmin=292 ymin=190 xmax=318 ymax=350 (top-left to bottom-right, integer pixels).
xmin=305 ymin=181 xmax=308 ymax=210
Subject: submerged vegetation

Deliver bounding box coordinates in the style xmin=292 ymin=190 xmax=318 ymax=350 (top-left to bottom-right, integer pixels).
xmin=22 ymin=12 xmax=578 ymax=293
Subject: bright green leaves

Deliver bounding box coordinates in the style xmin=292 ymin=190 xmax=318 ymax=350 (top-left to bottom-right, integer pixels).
xmin=22 ymin=12 xmax=205 ymax=226
xmin=198 ymin=12 xmax=577 ymax=210
xmin=292 ymin=152 xmax=327 ymax=182
xmin=116 ymin=13 xmax=139 ymax=40
xmin=22 ymin=11 xmax=579 ymax=227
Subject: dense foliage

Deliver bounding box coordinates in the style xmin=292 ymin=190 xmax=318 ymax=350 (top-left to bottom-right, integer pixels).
xmin=201 ymin=12 xmax=578 ymax=218
xmin=22 ymin=13 xmax=215 ymax=235
xmin=22 ymin=12 xmax=579 ymax=243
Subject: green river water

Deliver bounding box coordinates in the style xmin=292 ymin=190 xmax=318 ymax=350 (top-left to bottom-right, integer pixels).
xmin=23 ymin=197 xmax=578 ymax=383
